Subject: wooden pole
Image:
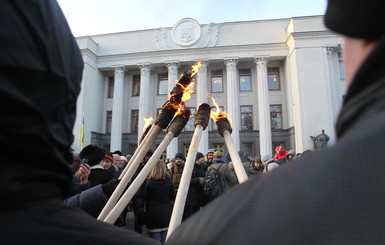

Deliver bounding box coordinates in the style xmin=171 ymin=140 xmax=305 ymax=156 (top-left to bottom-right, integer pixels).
xmin=166 ymin=103 xmax=211 ymax=240
xmin=167 ymin=125 xmax=203 ymax=239
xmin=97 ymin=124 xmax=162 ymax=221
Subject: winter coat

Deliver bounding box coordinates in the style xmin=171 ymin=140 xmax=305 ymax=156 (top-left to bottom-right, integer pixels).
xmin=185 ymin=163 xmax=205 ymax=208
xmin=64 ymin=184 xmax=107 ymax=218
xmin=144 ymin=177 xmax=175 ymax=230
xmin=89 ymin=167 xmax=114 ymax=187
xmin=249 ymin=164 xmax=264 ymax=176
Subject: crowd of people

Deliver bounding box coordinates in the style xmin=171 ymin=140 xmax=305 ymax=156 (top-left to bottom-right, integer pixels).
xmin=67 ymin=143 xmax=302 ymax=244
xmin=2 ymin=0 xmax=385 ymax=244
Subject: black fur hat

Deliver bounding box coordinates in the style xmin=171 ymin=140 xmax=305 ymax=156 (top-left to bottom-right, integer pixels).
xmin=79 ymin=144 xmax=105 ymax=166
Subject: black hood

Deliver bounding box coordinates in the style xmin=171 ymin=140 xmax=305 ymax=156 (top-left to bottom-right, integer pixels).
xmin=0 ymin=0 xmax=83 ymax=206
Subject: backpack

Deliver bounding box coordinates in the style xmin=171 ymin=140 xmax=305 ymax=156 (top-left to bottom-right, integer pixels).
xmin=203 ymin=164 xmax=224 ymax=200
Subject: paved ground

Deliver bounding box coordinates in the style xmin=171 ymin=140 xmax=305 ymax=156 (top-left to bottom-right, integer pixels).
xmin=123 ymin=211 xmax=150 ymax=237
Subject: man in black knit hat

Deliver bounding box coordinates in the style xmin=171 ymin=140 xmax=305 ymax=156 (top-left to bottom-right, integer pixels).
xmin=0 ymin=1 xmax=157 ymax=244
xmin=166 ymin=0 xmax=385 ymax=244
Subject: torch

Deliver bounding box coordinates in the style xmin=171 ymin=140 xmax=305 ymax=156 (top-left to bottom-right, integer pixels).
xmin=216 ymin=117 xmax=248 ymax=183
xmin=103 ymin=109 xmax=191 ymax=224
xmin=210 ymin=97 xmax=248 ymax=183
xmin=166 ymin=103 xmax=211 ymax=240
xmin=98 ymin=63 xmax=201 ymax=222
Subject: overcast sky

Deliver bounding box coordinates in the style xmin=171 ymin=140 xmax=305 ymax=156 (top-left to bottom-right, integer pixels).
xmin=57 ymin=0 xmax=327 ymax=37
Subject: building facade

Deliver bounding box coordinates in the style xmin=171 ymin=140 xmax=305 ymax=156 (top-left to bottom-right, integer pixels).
xmin=72 ymin=16 xmax=345 ymax=158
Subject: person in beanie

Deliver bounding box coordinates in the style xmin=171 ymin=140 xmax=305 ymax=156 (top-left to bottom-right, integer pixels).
xmin=0 ymin=1 xmax=157 ymax=244
xmin=260 ymin=153 xmax=280 ymax=173
xmin=202 ymin=149 xmax=215 ymax=171
xmin=168 ymin=152 xmax=186 ymax=193
xmin=166 ymin=0 xmax=385 ymax=244
xmin=249 ymin=155 xmax=264 ymax=176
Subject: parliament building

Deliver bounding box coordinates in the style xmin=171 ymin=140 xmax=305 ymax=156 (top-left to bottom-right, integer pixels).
xmin=72 ymin=15 xmax=344 ymax=158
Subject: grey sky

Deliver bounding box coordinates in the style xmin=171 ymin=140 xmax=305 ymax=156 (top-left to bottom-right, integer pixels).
xmin=57 ymin=0 xmax=327 ymax=37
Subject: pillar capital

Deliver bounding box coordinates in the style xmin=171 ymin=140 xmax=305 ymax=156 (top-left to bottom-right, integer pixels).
xmin=224 ymin=57 xmax=238 ymax=64
xmin=165 ymin=61 xmax=180 ymax=68
xmin=138 ymin=62 xmax=151 ymax=70
xmin=254 ymin=56 xmax=269 ymax=66
xmin=326 ymin=45 xmax=338 ymax=55
xmin=111 ymin=64 xmax=125 ymax=71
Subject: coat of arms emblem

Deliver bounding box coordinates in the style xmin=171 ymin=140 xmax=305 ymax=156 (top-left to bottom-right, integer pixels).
xmin=180 ymin=25 xmax=194 ymax=42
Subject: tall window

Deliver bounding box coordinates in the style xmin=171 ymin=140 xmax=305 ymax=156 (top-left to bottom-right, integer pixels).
xmin=183 ymin=144 xmax=190 ymax=158
xmin=158 ymin=73 xmax=168 ymax=95
xmin=239 ymin=69 xmax=251 ymax=91
xmin=131 ymin=109 xmax=139 ymax=133
xmin=241 ymin=143 xmax=254 ymax=158
xmin=241 ymin=105 xmax=253 ymax=130
xmin=132 ymin=74 xmax=140 ymax=96
xmin=106 ymin=110 xmax=112 ymax=133
xmin=211 ymin=106 xmax=224 ymax=130
xmin=268 ymin=68 xmax=280 ymax=91
xmin=184 ymin=107 xmax=196 ymax=131
xmin=107 ymin=76 xmax=114 ymax=98
xmin=211 ymin=70 xmax=223 ymax=93
xmin=270 ymin=104 xmax=282 ymax=129
xmin=338 ymin=52 xmax=345 ymax=79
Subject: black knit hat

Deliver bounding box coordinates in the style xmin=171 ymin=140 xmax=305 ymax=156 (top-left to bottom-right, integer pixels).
xmin=79 ymin=144 xmax=105 ymax=166
xmin=195 ymin=152 xmax=204 ymax=162
xmin=175 ymin=152 xmax=186 ymax=161
xmin=324 ymin=0 xmax=383 ymax=40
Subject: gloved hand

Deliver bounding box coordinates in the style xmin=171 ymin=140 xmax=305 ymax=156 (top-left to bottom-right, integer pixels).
xmin=101 ymin=178 xmax=120 ymax=198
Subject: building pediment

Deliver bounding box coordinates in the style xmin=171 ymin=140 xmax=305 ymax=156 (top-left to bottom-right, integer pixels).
xmin=156 ymin=18 xmax=219 ymax=50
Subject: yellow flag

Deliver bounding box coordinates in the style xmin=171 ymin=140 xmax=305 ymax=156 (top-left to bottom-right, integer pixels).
xmin=81 ymin=117 xmax=85 ymax=147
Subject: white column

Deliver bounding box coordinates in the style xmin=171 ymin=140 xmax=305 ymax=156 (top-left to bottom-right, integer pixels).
xmin=166 ymin=61 xmax=179 ymax=158
xmin=138 ymin=63 xmax=152 ymax=143
xmin=110 ymin=65 xmax=125 ymax=152
xmin=224 ymin=57 xmax=240 ymax=151
xmin=325 ymin=46 xmax=340 ymax=145
xmin=254 ymin=56 xmax=272 ymax=156
xmin=196 ymin=59 xmax=209 ymax=153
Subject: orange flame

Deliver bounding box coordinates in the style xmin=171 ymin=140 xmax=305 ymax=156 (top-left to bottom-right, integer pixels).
xmin=210 ymin=96 xmax=227 ymax=121
xmin=191 ymin=62 xmax=202 ymax=77
xmin=142 ymin=115 xmax=153 ymax=132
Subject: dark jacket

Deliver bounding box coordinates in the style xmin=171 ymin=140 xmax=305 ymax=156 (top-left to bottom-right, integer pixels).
xmin=64 ymin=184 xmax=107 ymax=218
xmin=166 ymin=34 xmax=385 ymax=245
xmin=89 ymin=168 xmax=114 ymax=187
xmin=185 ymin=163 xmax=205 ymax=208
xmin=248 ymin=164 xmax=264 ymax=176
xmin=144 ymin=176 xmax=175 ymax=230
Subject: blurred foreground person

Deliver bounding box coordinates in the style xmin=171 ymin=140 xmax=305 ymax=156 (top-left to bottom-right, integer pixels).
xmin=0 ymin=1 xmax=157 ymax=244
xmin=166 ymin=0 xmax=385 ymax=244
